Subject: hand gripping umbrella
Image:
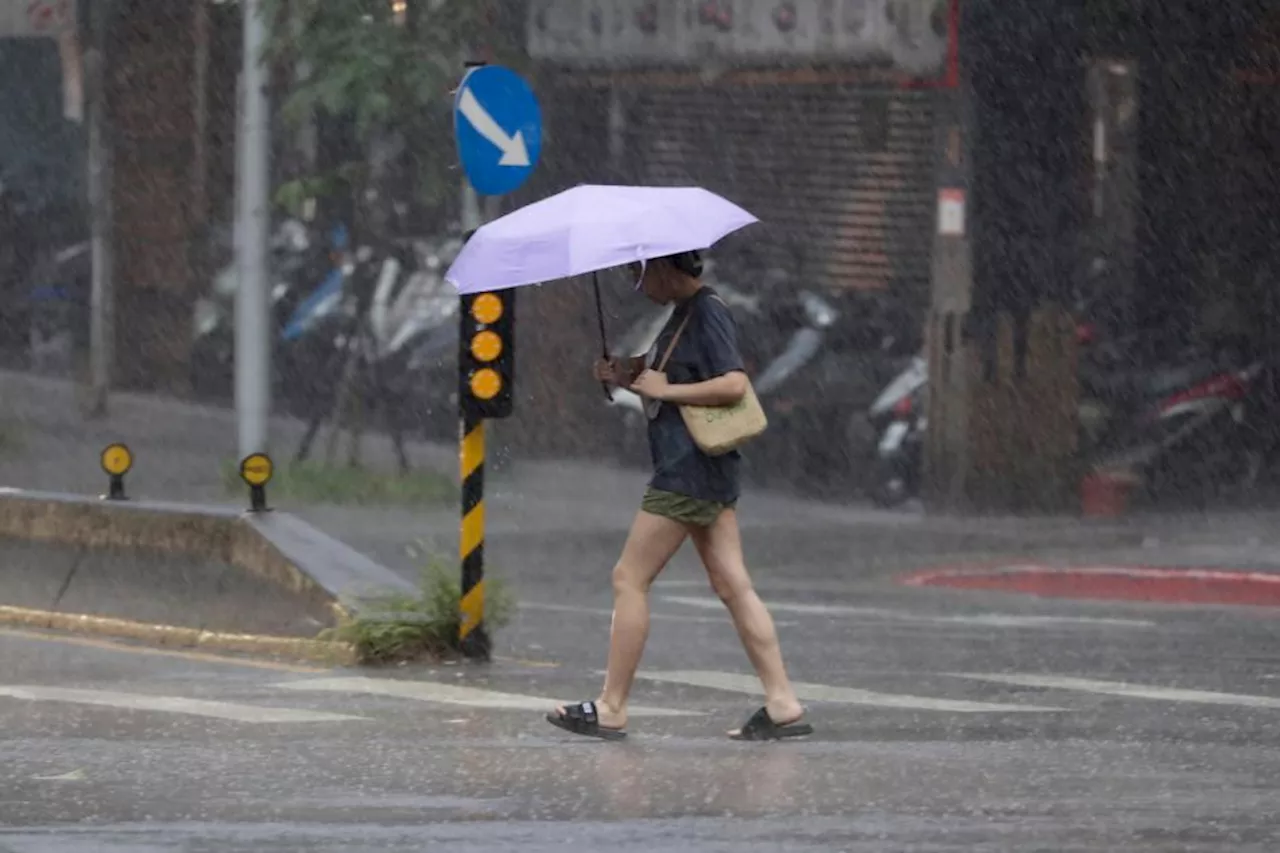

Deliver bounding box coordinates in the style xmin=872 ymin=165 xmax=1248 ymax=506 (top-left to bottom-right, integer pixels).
xmin=444 ymin=184 xmax=760 ymax=398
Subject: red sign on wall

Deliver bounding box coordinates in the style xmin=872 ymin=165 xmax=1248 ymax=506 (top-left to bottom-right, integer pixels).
xmin=937 ymin=188 xmax=965 ymax=237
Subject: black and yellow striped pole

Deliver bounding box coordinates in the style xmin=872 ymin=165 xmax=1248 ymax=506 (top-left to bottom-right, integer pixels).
xmin=457 ymin=287 xmax=515 ymax=661
xmin=458 ymin=410 xmax=490 ymax=658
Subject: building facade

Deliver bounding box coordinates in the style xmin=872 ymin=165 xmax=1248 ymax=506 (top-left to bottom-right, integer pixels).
xmin=505 ymin=0 xmax=955 ymax=459
xmin=525 ymin=0 xmax=952 ymax=300
xmin=923 ymin=0 xmax=1280 ymax=513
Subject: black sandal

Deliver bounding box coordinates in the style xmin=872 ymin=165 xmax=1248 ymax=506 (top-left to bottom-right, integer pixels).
xmin=545 ymin=701 xmax=628 ymax=741
xmin=729 ymin=706 xmax=813 ymax=741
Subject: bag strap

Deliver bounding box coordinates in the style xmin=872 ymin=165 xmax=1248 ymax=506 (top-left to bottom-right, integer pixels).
xmin=655 ymin=310 xmax=693 ymax=372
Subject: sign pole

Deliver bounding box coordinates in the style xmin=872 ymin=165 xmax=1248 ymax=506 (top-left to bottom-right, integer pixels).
xmin=451 ymin=59 xmax=542 ymax=661
xmin=457 ymin=59 xmax=487 ymax=661
xmin=84 ymin=0 xmax=114 ymax=418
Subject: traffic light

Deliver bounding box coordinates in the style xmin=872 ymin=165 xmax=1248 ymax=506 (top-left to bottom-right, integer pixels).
xmin=459 ymin=288 xmax=516 ymax=419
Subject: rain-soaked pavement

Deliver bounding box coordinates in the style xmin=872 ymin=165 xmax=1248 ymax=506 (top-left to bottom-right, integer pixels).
xmin=3 ymin=529 xmax=1280 ymax=852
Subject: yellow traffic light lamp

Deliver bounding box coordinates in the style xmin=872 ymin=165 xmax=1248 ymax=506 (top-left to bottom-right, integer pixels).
xmin=470 ymin=329 xmax=503 ymax=363
xmin=471 ymin=292 xmax=504 ymax=325
xmin=469 ymin=367 xmax=503 ymax=400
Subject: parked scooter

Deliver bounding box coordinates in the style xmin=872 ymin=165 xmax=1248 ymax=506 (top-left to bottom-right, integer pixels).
xmin=361 ymin=233 xmax=466 ymax=441
xmin=743 ymin=285 xmax=920 ymax=494
xmin=189 ymin=218 xmax=338 ymax=404
xmin=25 ymin=240 xmax=90 ymax=377
xmin=1085 ymin=336 xmax=1271 ymax=505
xmin=865 ymin=330 xmax=1273 ymax=507
xmin=865 ymin=353 xmax=928 ymax=507
xmin=188 ymin=220 xmax=463 ymax=438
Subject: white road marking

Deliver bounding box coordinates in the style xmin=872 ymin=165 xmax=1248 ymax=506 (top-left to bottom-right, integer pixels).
xmin=633 ymin=670 xmax=1065 ymax=713
xmin=0 ymin=686 xmax=363 ymax=723
xmin=520 ymin=599 xmax=797 ymax=627
xmin=31 ymin=769 xmax=87 ymax=782
xmin=662 ymin=595 xmax=1153 ymax=628
xmin=275 ymin=676 xmax=699 ymax=717
xmin=952 ymin=674 xmax=1280 ymax=709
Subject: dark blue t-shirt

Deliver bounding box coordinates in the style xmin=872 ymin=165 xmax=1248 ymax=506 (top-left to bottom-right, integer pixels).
xmin=644 ymin=286 xmax=745 ymax=504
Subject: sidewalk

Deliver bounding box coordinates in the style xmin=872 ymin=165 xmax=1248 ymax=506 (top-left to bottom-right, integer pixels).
xmin=0 ymin=369 xmax=994 ymax=535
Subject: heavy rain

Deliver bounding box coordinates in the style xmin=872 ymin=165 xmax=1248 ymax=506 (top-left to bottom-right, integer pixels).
xmin=0 ymin=0 xmax=1279 ymax=850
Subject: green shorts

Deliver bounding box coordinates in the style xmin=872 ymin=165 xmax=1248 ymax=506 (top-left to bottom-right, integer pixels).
xmin=641 ymin=487 xmax=737 ymax=528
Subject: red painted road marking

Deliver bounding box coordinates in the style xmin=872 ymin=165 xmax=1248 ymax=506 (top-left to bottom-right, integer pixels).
xmin=899 ymin=564 xmax=1280 ymax=608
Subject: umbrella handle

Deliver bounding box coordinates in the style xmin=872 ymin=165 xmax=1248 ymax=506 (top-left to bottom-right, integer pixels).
xmin=593 ymin=273 xmax=613 ymax=402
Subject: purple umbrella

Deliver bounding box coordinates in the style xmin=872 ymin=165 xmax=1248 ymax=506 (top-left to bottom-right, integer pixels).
xmin=444 ymin=184 xmax=759 ymax=398
xmin=445 ymin=184 xmax=759 ymax=294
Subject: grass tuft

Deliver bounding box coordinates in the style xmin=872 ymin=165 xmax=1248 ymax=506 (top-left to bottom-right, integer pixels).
xmin=324 ymin=552 xmax=516 ymax=665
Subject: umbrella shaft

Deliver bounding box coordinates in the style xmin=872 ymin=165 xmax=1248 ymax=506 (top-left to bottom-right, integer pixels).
xmin=592 ymin=272 xmax=613 ymax=401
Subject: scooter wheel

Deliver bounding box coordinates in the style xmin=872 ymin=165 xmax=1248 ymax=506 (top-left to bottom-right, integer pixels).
xmin=868 ymin=459 xmax=911 ymax=508
xmin=844 ymin=413 xmax=880 ymax=486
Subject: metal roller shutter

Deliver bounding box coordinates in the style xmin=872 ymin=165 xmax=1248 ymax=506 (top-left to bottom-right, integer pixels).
xmin=624 ymin=83 xmax=937 ymax=300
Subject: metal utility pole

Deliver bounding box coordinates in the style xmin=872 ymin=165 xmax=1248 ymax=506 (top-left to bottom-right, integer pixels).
xmin=235 ymin=0 xmax=272 ymax=457
xmin=85 ymin=0 xmax=114 ymax=418
xmin=461 ymin=179 xmax=482 ymax=234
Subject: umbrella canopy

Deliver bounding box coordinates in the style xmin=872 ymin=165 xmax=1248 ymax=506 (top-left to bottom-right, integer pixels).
xmin=445 ymin=184 xmax=759 ymax=295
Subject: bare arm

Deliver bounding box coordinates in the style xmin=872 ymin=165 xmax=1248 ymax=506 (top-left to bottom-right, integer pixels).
xmin=652 ymin=371 xmax=748 ymax=407
xmin=631 ymin=295 xmax=749 ymax=406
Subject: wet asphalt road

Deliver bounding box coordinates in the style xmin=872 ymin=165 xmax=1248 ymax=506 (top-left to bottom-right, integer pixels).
xmin=3 ymin=523 xmax=1280 ymax=853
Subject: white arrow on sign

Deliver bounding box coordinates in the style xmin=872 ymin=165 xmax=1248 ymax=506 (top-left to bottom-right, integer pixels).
xmin=458 ymin=86 xmax=531 ymax=167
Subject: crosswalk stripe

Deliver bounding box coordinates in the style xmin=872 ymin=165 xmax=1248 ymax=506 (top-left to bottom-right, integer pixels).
xmin=632 ymin=670 xmax=1065 ymax=713
xmin=952 ymin=674 xmax=1280 ymax=709
xmin=514 ymin=596 xmax=793 ymax=625
xmin=0 ymin=686 xmax=364 ymax=723
xmin=274 ymin=676 xmax=699 ymax=717
xmin=518 ymin=600 xmax=797 ymax=626
xmin=662 ymin=595 xmax=1154 ymax=628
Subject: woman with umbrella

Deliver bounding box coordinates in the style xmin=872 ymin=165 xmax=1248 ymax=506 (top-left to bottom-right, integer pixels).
xmin=447 ymin=185 xmax=811 ymax=741
xmin=551 ymin=249 xmax=811 ymax=741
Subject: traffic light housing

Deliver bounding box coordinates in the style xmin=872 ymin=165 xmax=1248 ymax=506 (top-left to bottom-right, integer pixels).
xmin=459 ymin=288 xmax=516 ymax=419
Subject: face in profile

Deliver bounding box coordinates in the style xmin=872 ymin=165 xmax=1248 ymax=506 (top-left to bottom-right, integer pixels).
xmin=628 ymin=259 xmax=675 ymax=305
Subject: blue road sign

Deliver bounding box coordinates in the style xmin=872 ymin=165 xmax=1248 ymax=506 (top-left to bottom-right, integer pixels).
xmin=454 ymin=65 xmax=543 ymax=197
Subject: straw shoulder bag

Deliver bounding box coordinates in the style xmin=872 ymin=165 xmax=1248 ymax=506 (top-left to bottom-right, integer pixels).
xmin=652 ymin=295 xmax=769 ymax=457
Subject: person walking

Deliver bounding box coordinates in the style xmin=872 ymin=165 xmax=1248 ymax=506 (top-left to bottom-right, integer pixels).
xmin=546 ymin=250 xmax=812 ymax=742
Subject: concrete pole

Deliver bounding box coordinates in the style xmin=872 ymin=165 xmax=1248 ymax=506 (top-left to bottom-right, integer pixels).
xmin=459 ymin=60 xmax=485 ymax=235
xmin=235 ymin=0 xmax=272 ymax=457
xmin=85 ymin=0 xmax=113 ymax=418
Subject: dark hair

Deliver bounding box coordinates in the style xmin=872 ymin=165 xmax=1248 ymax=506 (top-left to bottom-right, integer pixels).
xmin=663 ymin=249 xmax=703 ymax=278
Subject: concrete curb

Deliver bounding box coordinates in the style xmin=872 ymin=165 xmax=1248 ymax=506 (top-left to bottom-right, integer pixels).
xmin=0 ymin=489 xmax=418 ymax=663
xmin=0 ymin=605 xmax=358 ymax=665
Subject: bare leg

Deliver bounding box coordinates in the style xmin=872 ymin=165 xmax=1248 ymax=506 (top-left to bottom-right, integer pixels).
xmin=551 ymin=510 xmax=688 ymax=731
xmin=690 ymin=509 xmax=804 ymax=734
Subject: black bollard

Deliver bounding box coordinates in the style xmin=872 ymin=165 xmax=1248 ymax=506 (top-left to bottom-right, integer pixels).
xmin=238 ymin=453 xmax=275 ymax=513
